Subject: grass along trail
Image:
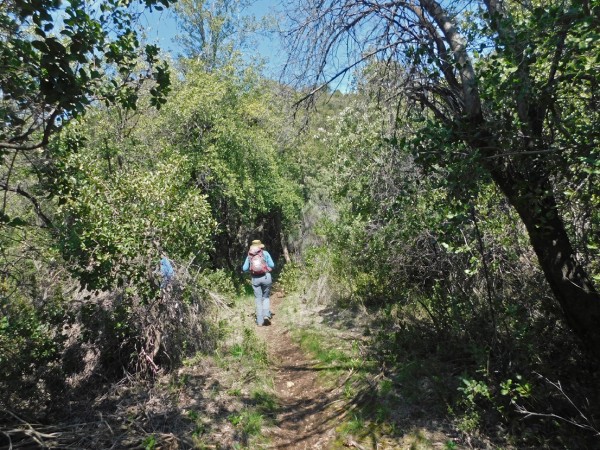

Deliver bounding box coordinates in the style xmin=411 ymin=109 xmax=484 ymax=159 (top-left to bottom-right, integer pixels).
xmin=255 ymin=291 xmax=348 ymax=449
xmin=252 ymin=287 xmax=466 ymax=450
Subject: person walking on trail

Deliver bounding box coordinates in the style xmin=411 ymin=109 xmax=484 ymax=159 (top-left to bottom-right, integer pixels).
xmin=159 ymin=253 xmax=175 ymax=290
xmin=242 ymin=239 xmax=275 ymax=326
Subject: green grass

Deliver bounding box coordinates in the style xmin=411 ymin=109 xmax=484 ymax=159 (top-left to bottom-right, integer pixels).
xmin=141 ymin=435 xmax=157 ymax=450
xmin=228 ymin=387 xmax=242 ymax=396
xmin=295 ymin=329 xmax=364 ymax=371
xmin=251 ymin=389 xmax=278 ymax=415
xmin=229 ymin=409 xmax=264 ymax=436
xmin=339 ymin=414 xmax=366 ymax=435
xmin=230 ymin=343 xmax=245 ymax=358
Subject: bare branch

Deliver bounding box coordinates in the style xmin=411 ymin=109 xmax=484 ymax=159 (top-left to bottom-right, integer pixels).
xmin=514 ymin=372 xmax=600 ymax=436
xmin=293 ymin=41 xmax=401 ymax=106
xmin=0 ymin=109 xmax=60 ymax=151
xmin=0 ymin=183 xmax=54 ymax=228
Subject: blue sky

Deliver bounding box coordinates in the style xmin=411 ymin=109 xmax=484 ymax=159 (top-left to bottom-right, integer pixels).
xmin=140 ymin=1 xmax=287 ymax=79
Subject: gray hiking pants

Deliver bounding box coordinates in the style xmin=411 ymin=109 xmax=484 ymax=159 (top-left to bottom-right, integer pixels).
xmin=251 ymin=272 xmax=272 ymax=325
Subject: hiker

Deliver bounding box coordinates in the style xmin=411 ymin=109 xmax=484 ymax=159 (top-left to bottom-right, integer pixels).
xmin=159 ymin=253 xmax=175 ymax=289
xmin=242 ymin=239 xmax=275 ymax=326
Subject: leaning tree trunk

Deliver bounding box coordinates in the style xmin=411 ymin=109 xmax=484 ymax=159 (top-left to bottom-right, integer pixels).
xmin=420 ymin=0 xmax=600 ymax=356
xmin=490 ymin=165 xmax=600 ymax=357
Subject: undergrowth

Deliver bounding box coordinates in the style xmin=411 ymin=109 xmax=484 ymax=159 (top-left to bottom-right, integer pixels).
xmin=277 ymin=286 xmax=460 ymax=449
xmin=176 ymin=293 xmax=277 ymax=449
xmin=0 ymin=271 xmax=279 ymax=449
xmin=278 ymin=266 xmax=600 ymax=449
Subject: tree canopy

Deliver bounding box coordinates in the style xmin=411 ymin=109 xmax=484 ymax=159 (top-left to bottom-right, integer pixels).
xmin=1 ymin=0 xmax=172 ymax=225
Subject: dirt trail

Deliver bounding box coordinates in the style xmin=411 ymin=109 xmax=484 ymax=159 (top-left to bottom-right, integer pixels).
xmin=255 ymin=292 xmax=345 ymax=449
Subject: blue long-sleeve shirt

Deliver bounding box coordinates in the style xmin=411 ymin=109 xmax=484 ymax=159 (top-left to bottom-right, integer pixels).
xmin=160 ymin=257 xmax=174 ymax=279
xmin=242 ymin=250 xmax=275 ymax=273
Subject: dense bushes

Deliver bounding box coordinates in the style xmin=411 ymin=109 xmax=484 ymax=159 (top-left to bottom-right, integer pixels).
xmin=0 ymin=288 xmax=67 ymax=413
xmin=290 ymin=86 xmax=600 ymax=446
xmin=0 ymin=61 xmax=303 ymax=415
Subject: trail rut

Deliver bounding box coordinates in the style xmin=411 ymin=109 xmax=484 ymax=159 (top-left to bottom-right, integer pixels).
xmin=255 ymin=293 xmax=345 ymax=449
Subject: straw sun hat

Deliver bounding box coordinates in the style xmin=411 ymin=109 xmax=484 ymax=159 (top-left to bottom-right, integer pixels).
xmin=250 ymin=239 xmax=265 ymax=248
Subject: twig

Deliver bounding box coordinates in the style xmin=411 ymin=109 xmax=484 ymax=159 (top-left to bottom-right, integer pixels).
xmin=484 ymin=148 xmax=559 ymax=159
xmin=140 ymin=348 xmax=160 ymax=374
xmin=515 ymin=407 xmax=599 ymax=435
xmin=208 ymin=291 xmax=232 ymax=309
xmin=293 ymin=41 xmax=401 ymax=107
xmin=0 ymin=182 xmax=53 ymax=227
xmin=514 ymin=373 xmax=600 ymax=436
xmin=1 ymin=410 xmax=61 ymax=447
xmin=0 ymin=430 xmax=12 ymax=450
xmin=99 ymin=412 xmax=114 ymax=436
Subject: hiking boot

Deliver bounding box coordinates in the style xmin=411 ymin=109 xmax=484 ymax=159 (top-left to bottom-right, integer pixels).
xmin=263 ymin=317 xmax=271 ymax=326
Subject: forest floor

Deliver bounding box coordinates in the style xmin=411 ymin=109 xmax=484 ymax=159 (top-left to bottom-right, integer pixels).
xmin=1 ymin=288 xmax=466 ymax=450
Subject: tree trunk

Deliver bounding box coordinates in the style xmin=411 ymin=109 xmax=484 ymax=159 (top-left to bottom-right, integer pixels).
xmin=281 ymin=233 xmax=291 ymax=264
xmin=491 ymin=166 xmax=600 ymax=357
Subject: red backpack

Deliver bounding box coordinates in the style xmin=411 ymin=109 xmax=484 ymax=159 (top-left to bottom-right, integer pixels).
xmin=248 ymin=246 xmax=269 ymax=276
